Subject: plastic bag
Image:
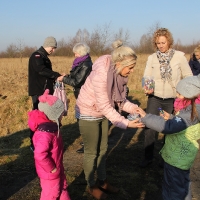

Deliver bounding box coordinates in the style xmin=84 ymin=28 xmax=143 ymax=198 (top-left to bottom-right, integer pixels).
xmin=127 ymin=113 xmax=141 ymax=122
xmin=53 ymin=81 xmax=68 ymax=116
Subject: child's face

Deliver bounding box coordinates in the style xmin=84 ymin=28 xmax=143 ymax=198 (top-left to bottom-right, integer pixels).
xmin=176 ymin=92 xmax=184 ymax=99
xmin=194 ymin=52 xmax=200 ymax=60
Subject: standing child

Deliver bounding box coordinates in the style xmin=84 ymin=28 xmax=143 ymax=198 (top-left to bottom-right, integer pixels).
xmin=136 ymin=75 xmax=200 ymax=200
xmin=28 ymin=89 xmax=71 ymax=200
xmin=189 ymin=45 xmax=200 ymax=75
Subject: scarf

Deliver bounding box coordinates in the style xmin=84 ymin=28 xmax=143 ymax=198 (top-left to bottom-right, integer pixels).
xmin=174 ymin=95 xmax=200 ymax=113
xmin=107 ymin=62 xmax=128 ymax=113
xmin=72 ymin=54 xmax=89 ymax=69
xmin=156 ymin=49 xmax=175 ymax=82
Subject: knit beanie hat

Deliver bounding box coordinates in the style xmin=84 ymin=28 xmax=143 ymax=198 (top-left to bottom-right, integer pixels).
xmin=38 ymin=89 xmax=64 ymax=133
xmin=43 ymin=36 xmax=57 ymax=48
xmin=176 ymin=74 xmax=200 ymax=98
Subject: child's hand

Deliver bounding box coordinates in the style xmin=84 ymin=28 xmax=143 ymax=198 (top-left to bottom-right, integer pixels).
xmin=51 ymin=167 xmax=57 ymax=173
xmin=160 ymin=110 xmax=170 ymax=120
xmin=135 ymin=107 xmax=146 ymax=118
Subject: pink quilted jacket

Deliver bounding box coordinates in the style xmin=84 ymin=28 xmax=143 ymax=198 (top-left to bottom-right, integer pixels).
xmin=28 ymin=110 xmax=64 ymax=180
xmin=76 ymin=55 xmax=138 ymax=129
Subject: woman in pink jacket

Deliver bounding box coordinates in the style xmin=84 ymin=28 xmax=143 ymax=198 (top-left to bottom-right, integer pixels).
xmin=28 ymin=89 xmax=71 ymax=200
xmin=76 ymin=40 xmax=144 ymax=200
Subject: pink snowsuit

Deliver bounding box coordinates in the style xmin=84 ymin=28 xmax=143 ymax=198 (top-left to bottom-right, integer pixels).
xmin=28 ymin=110 xmax=70 ymax=200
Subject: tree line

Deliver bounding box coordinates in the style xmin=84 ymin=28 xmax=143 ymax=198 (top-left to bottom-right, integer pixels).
xmin=0 ymin=23 xmax=199 ymax=58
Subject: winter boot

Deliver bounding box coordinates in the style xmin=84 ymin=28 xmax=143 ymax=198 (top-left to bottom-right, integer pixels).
xmin=97 ymin=179 xmax=120 ymax=194
xmin=87 ymin=184 xmax=107 ymax=200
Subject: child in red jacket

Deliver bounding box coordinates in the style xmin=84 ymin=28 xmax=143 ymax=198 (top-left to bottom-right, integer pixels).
xmin=28 ymin=89 xmax=70 ymax=200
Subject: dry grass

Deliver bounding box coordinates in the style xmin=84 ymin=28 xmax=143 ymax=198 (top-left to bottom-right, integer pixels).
xmin=0 ymin=54 xmax=190 ymax=200
xmin=0 ymin=54 xmax=150 ymax=136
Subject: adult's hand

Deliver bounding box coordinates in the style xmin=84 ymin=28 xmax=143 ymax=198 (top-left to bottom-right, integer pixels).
xmin=144 ymin=88 xmax=154 ymax=95
xmin=135 ymin=107 xmax=146 ymax=118
xmin=127 ymin=119 xmax=145 ymax=128
xmin=57 ymin=75 xmax=64 ymax=82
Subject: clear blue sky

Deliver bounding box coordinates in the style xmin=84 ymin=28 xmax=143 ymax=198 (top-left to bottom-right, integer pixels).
xmin=0 ymin=0 xmax=199 ymax=51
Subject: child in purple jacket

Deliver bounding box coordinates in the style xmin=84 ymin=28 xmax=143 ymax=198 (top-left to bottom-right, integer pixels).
xmin=28 ymin=89 xmax=70 ymax=200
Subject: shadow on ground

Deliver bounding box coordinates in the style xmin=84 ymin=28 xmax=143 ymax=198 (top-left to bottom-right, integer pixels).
xmin=0 ymin=121 xmax=81 ymax=200
xmin=1 ymin=94 xmax=165 ymax=200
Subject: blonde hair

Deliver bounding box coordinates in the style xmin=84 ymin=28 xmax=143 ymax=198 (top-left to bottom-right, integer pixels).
xmin=194 ymin=45 xmax=200 ymax=54
xmin=152 ymin=28 xmax=174 ymax=50
xmin=111 ymin=40 xmax=137 ymax=73
xmin=73 ymin=43 xmax=90 ymax=56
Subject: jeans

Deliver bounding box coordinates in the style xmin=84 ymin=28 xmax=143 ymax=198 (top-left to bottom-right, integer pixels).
xmin=79 ymin=118 xmax=108 ymax=187
xmin=144 ymin=95 xmax=174 ymax=160
xmin=162 ymin=162 xmax=190 ymax=200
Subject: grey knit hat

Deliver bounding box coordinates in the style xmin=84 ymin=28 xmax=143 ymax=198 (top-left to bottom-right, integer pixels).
xmin=176 ymin=74 xmax=200 ymax=98
xmin=38 ymin=89 xmax=64 ymax=129
xmin=43 ymin=36 xmax=57 ymax=48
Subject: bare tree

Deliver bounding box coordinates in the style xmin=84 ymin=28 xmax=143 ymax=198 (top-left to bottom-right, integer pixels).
xmin=89 ymin=23 xmax=112 ymax=56
xmin=6 ymin=44 xmax=17 ymax=58
xmin=137 ymin=22 xmax=161 ymax=53
xmin=15 ymin=39 xmax=25 ymax=63
xmin=113 ymin=28 xmax=131 ymax=45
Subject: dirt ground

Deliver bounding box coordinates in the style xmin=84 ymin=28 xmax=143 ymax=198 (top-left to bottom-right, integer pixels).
xmin=2 ymin=122 xmax=200 ymax=200
xmin=5 ymin=122 xmax=165 ymax=200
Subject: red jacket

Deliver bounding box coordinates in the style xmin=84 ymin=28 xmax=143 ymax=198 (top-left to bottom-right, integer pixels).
xmin=28 ymin=110 xmax=64 ymax=180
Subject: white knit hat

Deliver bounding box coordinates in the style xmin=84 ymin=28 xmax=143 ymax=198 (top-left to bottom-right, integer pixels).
xmin=176 ymin=74 xmax=200 ymax=98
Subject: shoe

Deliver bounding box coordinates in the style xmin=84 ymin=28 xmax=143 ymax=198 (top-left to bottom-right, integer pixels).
xmin=88 ymin=185 xmax=107 ymax=199
xmin=76 ymin=146 xmax=84 ymax=153
xmin=139 ymin=158 xmax=153 ymax=168
xmin=97 ymin=179 xmax=119 ymax=194
xmin=80 ymin=142 xmax=84 ymax=146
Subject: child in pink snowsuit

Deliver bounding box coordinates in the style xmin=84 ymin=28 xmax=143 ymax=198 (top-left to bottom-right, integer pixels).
xmin=28 ymin=89 xmax=71 ymax=200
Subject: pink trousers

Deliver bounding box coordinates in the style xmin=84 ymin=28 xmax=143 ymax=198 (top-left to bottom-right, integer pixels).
xmin=40 ymin=174 xmax=71 ymax=200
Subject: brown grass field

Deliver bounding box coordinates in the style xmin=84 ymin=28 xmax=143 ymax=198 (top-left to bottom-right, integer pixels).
xmin=0 ymin=54 xmax=190 ymax=200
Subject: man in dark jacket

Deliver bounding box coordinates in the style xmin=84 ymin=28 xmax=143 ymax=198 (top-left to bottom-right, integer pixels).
xmin=28 ymin=36 xmax=62 ymax=150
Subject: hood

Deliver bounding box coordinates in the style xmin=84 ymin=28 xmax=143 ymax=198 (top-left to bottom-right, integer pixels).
xmin=28 ymin=110 xmax=51 ymax=131
xmin=92 ymin=55 xmax=111 ymax=72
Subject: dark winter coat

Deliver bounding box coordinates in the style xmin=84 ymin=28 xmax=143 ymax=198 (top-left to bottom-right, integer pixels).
xmin=189 ymin=58 xmax=200 ymax=75
xmin=62 ymin=56 xmax=92 ymax=98
xmin=28 ymin=46 xmax=60 ymax=96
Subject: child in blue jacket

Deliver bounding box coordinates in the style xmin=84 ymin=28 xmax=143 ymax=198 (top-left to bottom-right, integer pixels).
xmin=137 ymin=75 xmax=200 ymax=200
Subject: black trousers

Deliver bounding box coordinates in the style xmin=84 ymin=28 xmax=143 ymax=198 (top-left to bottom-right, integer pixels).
xmin=162 ymin=162 xmax=190 ymax=200
xmin=144 ymin=95 xmax=174 ymax=160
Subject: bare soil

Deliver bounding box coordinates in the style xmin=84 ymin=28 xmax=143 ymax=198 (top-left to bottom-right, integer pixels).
xmin=0 ymin=93 xmax=165 ymax=200
xmin=2 ymin=121 xmax=165 ymax=200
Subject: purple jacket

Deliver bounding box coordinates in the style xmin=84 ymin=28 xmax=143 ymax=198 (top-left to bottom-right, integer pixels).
xmin=28 ymin=110 xmax=64 ymax=180
xmin=76 ymin=55 xmax=138 ymax=129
